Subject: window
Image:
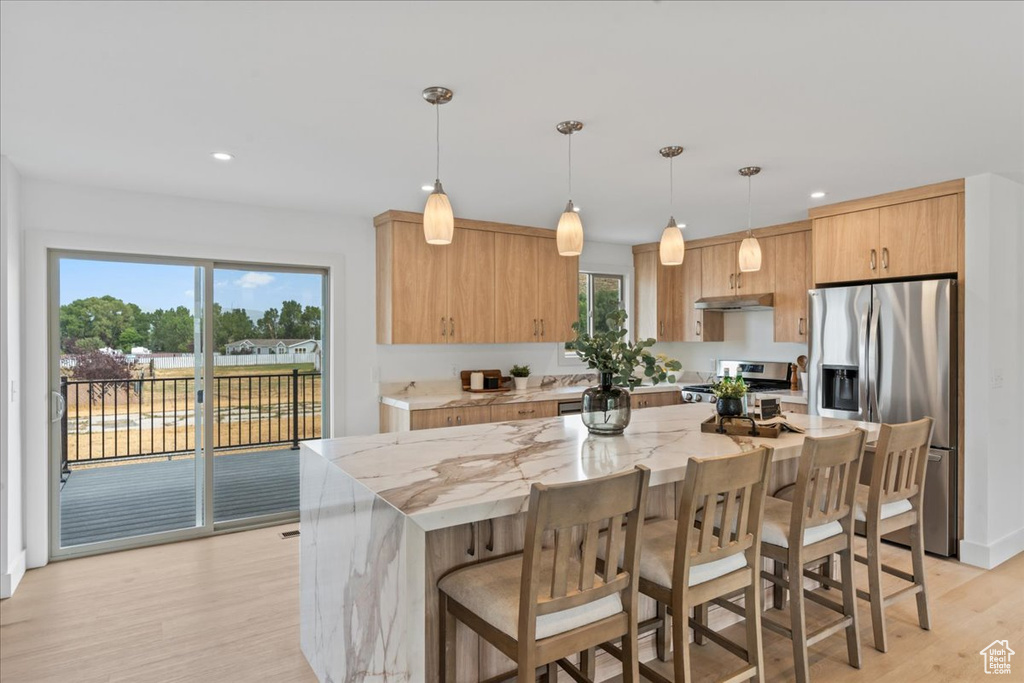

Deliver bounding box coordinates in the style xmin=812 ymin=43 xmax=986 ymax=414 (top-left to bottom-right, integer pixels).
xmin=576 ymin=272 xmax=624 ymax=336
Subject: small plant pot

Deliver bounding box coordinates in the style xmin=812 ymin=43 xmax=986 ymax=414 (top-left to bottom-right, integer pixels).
xmin=513 ymin=377 xmax=529 ymax=391
xmin=716 ymin=397 xmax=745 ymax=417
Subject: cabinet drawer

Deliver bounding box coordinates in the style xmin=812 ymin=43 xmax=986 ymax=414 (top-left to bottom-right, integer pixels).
xmin=781 ymin=402 xmax=808 ymax=415
xmin=410 ymin=405 xmax=493 ymax=430
xmin=632 ymin=391 xmax=681 ymax=409
xmin=490 ymin=401 xmax=559 ymax=422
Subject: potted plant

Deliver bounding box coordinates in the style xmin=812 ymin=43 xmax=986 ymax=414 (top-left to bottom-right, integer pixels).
xmin=711 ymin=376 xmax=748 ymax=416
xmin=568 ymin=309 xmax=681 ymax=435
xmin=510 ymin=364 xmax=531 ymax=391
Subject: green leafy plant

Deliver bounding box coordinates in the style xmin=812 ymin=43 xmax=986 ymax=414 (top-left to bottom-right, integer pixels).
xmin=568 ymin=309 xmax=681 ymax=389
xmin=711 ymin=376 xmax=748 ymax=399
xmin=510 ymin=364 xmax=531 ymax=378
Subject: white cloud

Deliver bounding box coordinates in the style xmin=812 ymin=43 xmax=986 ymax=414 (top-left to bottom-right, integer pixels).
xmin=235 ymin=272 xmax=275 ymax=289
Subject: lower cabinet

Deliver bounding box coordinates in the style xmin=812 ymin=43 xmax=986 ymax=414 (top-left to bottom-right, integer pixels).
xmin=489 ymin=401 xmax=559 ymax=422
xmin=631 ymin=390 xmax=683 ymax=410
xmin=410 ymin=405 xmax=494 ymax=430
xmin=781 ymin=402 xmax=808 ymax=414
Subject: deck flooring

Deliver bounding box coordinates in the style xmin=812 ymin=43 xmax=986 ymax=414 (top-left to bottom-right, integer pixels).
xmin=60 ymin=448 xmax=298 ymax=547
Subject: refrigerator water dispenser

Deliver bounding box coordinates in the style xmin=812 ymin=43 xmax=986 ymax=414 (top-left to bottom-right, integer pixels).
xmin=821 ymin=365 xmax=859 ymax=412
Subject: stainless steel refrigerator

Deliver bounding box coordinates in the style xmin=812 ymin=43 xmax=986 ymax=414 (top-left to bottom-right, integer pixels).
xmin=808 ymin=278 xmax=957 ymax=556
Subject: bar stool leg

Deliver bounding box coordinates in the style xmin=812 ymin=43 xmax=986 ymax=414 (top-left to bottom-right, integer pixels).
xmin=910 ymin=518 xmax=932 ymax=630
xmin=440 ymin=594 xmax=456 ymax=683
xmin=789 ymin=554 xmax=811 ymax=683
xmin=694 ymin=603 xmax=709 ymax=645
xmin=578 ymin=648 xmax=596 ymax=677
xmin=772 ymin=559 xmax=787 ymax=610
xmin=672 ymin=594 xmax=693 ymax=683
xmin=545 ymin=661 xmax=558 ymax=682
xmin=839 ymin=546 xmax=862 ymax=669
xmin=744 ymin=577 xmax=766 ymax=683
xmin=622 ymin=612 xmax=640 ymax=683
xmin=655 ymin=602 xmax=671 ymax=662
xmin=866 ymin=524 xmax=888 ymax=653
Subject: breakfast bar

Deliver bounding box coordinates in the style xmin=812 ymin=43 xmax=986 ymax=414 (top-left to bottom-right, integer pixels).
xmin=299 ymin=403 xmax=878 ymax=682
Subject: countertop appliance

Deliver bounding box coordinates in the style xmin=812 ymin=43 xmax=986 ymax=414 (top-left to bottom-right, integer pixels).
xmin=681 ymin=360 xmax=792 ymax=404
xmin=808 ymin=278 xmax=958 ymax=557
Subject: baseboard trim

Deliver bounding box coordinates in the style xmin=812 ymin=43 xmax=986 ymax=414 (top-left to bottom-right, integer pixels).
xmin=960 ymin=527 xmax=1024 ymax=569
xmin=1 ymin=549 xmax=27 ymax=598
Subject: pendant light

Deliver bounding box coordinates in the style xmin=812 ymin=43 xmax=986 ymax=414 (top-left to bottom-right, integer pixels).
xmin=737 ymin=166 xmax=762 ymax=272
xmin=658 ymin=146 xmax=686 ymax=266
xmin=422 ymin=86 xmax=455 ymax=245
xmin=555 ymin=120 xmax=584 ymax=256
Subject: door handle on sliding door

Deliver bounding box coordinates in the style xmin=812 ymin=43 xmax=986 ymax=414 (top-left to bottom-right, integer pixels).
xmin=51 ymin=391 xmax=66 ymax=422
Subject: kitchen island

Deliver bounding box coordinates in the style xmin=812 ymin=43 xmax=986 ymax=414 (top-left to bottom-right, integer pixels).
xmin=300 ymin=403 xmax=876 ymax=682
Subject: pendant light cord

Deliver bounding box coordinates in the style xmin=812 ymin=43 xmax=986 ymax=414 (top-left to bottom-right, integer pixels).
xmin=567 ymin=133 xmax=573 ymax=200
xmin=435 ymin=102 xmax=441 ymax=181
xmin=669 ymin=157 xmax=674 ymax=215
xmin=747 ymin=174 xmax=752 ymax=236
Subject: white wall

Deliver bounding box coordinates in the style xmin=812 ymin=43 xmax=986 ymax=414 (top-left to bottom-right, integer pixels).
xmin=655 ymin=311 xmax=808 ymax=377
xmin=962 ymin=173 xmax=1024 ymax=569
xmin=1 ymin=157 xmax=26 ymax=597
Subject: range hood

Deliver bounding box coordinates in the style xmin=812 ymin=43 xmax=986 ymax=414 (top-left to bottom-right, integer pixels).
xmin=694 ymin=293 xmax=774 ymax=312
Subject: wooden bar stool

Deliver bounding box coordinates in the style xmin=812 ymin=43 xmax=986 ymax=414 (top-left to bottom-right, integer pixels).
xmin=600 ymin=448 xmax=773 ymax=683
xmin=853 ymin=417 xmax=935 ymax=653
xmin=760 ymin=429 xmax=867 ymax=683
xmin=438 ymin=465 xmax=651 ymax=682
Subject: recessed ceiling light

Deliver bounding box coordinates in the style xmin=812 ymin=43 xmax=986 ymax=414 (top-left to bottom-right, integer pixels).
xmin=211 ymin=152 xmax=234 ymax=161
xmin=421 ymin=184 xmax=434 ymax=191
xmin=810 ymin=191 xmax=826 ymax=199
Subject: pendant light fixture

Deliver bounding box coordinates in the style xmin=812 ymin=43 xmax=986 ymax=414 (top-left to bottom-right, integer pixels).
xmin=737 ymin=166 xmax=762 ymax=272
xmin=555 ymin=120 xmax=584 ymax=256
xmin=422 ymin=86 xmax=455 ymax=245
xmin=658 ymin=146 xmax=686 ymax=266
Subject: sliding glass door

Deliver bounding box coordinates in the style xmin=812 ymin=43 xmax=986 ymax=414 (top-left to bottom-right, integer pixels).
xmin=50 ymin=252 xmax=327 ymax=558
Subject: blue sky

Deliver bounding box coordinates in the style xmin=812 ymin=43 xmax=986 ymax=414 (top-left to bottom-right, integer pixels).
xmin=59 ymin=259 xmax=323 ymax=313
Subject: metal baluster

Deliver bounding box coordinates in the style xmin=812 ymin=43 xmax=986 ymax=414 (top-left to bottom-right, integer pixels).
xmin=88 ymin=382 xmax=93 ymax=460
xmin=248 ymin=376 xmax=253 ymax=446
xmin=173 ymin=379 xmax=177 ymax=453
xmin=113 ymin=380 xmax=118 ymax=458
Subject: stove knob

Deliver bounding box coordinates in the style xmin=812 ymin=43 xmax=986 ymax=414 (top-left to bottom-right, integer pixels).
xmin=694 ymin=394 xmax=703 ymax=402
xmin=683 ymin=392 xmax=693 ymax=402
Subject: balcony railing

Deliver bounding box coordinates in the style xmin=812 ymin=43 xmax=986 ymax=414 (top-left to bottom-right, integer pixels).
xmin=60 ymin=369 xmax=321 ymax=477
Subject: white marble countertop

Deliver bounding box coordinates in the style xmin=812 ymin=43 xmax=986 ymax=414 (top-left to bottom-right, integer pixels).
xmin=304 ymin=403 xmax=875 ymax=532
xmin=380 ymin=381 xmax=684 ymax=411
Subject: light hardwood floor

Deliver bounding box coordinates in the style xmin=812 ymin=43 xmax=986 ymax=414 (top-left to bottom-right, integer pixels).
xmin=1 ymin=525 xmax=1020 ymax=682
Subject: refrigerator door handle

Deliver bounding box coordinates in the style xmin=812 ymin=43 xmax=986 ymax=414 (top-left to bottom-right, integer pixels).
xmin=868 ymin=293 xmax=880 ymax=422
xmin=859 ymin=300 xmax=871 ymax=422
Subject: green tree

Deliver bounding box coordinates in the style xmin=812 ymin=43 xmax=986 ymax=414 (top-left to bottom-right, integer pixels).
xmin=301 ymin=305 xmax=321 ymax=340
xmin=257 ymin=308 xmax=279 ymax=338
xmin=60 ymin=295 xmax=143 ymax=351
xmin=278 ymin=300 xmax=304 ymax=338
xmin=148 ymin=306 xmax=195 ymax=352
xmin=216 ymin=306 xmax=256 ymax=350
xmin=117 ymin=326 xmax=146 ymax=352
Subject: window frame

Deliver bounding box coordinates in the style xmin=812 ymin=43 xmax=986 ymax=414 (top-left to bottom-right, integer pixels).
xmin=558 ymin=262 xmax=633 ymax=367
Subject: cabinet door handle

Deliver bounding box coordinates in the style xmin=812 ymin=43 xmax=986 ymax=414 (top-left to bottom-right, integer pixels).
xmin=485 ymin=518 xmax=494 ymax=553
xmin=517 ymin=409 xmax=535 ymax=415
xmin=696 ymin=320 xmax=702 ymax=336
xmin=798 ymin=317 xmax=805 ymax=336
xmin=882 ymin=247 xmax=889 ymax=271
xmin=446 ymin=416 xmax=452 ymax=424
xmin=456 ymin=415 xmax=462 ymax=425
xmin=441 ymin=317 xmax=447 ymax=337
xmin=729 ymin=273 xmax=735 ymax=290
xmin=736 ymin=272 xmax=742 ymax=289
xmin=533 ymin=319 xmax=539 ymax=337
xmin=659 ymin=320 xmax=664 ymax=336
xmin=870 ymin=249 xmax=877 ymax=271
xmin=540 ymin=319 xmax=545 ymax=337
xmin=467 ymin=522 xmax=476 ymax=557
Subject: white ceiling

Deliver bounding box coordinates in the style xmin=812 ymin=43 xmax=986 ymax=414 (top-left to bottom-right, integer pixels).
xmin=2 ymin=1 xmax=1022 ymax=243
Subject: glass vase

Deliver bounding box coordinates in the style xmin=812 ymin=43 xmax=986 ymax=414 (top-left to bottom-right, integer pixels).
xmin=581 ymin=372 xmax=631 ymax=436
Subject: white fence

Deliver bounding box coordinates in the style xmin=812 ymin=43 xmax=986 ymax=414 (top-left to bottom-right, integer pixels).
xmin=62 ymin=352 xmax=321 ymax=370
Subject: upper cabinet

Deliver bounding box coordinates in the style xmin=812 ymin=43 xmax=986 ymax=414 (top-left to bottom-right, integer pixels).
xmin=633 ymin=246 xmax=723 ymax=343
xmin=811 ymin=183 xmax=962 ymax=285
xmin=376 ymin=211 xmax=578 ymax=345
xmin=774 ymin=230 xmax=812 ymax=343
xmin=701 ymin=239 xmax=776 ymax=297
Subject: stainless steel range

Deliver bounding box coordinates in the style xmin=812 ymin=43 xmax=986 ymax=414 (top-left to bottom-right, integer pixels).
xmin=681 ymin=360 xmax=792 ymax=404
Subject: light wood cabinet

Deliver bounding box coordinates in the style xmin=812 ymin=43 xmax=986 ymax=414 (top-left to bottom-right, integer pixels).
xmin=781 ymin=402 xmax=808 ymax=415
xmin=878 ymin=195 xmax=958 ymax=278
xmin=813 ymin=196 xmax=959 ymax=285
xmin=812 ymin=208 xmax=880 ymax=284
xmin=495 ymin=233 xmax=578 ymax=343
xmin=410 ymin=405 xmax=493 ymax=430
xmin=701 ymin=243 xmax=739 ymax=298
xmin=376 ymin=212 xmax=577 ymax=345
xmin=632 ymin=248 xmax=722 ymax=343
xmin=489 ymin=400 xmax=559 ymax=422
xmin=631 ymin=390 xmax=682 ymax=410
xmin=774 ymin=231 xmax=812 ymax=343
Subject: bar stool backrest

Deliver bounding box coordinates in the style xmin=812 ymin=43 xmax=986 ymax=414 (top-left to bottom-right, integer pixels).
xmin=869 ymin=417 xmax=934 ymax=507
xmin=674 ymin=448 xmax=773 ymax=586
xmin=518 ymin=465 xmax=651 ymax=644
xmin=791 ymin=429 xmax=867 ymax=535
